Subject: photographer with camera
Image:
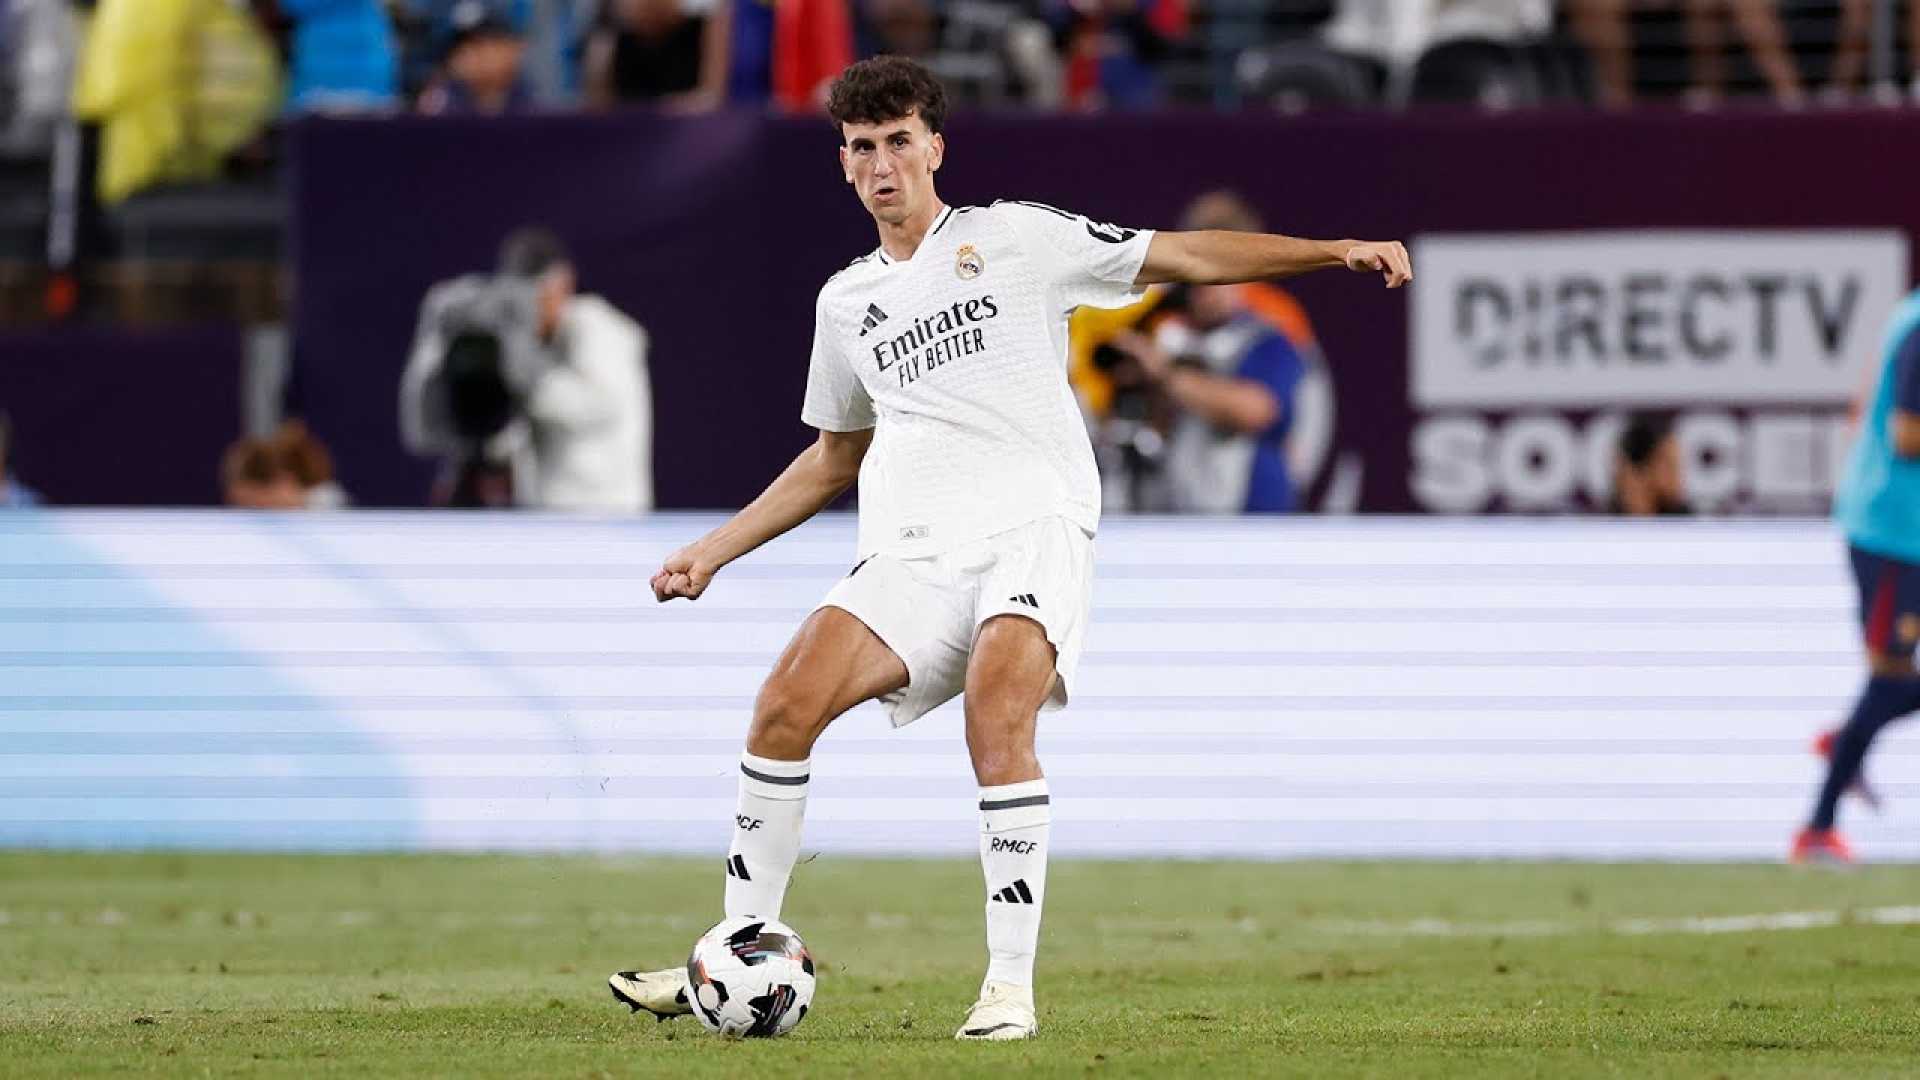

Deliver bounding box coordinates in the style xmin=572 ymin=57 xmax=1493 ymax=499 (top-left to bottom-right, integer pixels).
xmin=1102 ymin=282 xmax=1315 ymax=515
xmin=399 ymin=227 xmax=653 ymax=511
xmin=1077 ymin=190 xmax=1329 ymax=515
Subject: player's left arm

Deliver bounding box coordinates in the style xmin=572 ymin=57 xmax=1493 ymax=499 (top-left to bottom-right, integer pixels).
xmin=1135 ymin=231 xmax=1411 ymax=289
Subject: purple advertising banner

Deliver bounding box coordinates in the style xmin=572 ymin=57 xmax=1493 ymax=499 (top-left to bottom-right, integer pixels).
xmin=288 ymin=108 xmax=1920 ymax=511
xmin=0 ymin=326 xmax=243 ymax=506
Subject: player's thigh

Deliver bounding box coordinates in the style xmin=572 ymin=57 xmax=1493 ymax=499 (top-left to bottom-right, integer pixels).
xmin=1850 ymin=545 xmax=1920 ymax=675
xmin=961 ymin=614 xmax=1057 ymax=755
xmin=755 ymin=605 xmax=909 ymax=732
xmin=971 ymin=516 xmax=1095 ymax=710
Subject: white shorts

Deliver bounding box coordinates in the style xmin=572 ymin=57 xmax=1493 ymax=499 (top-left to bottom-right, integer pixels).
xmin=816 ymin=515 xmax=1096 ymax=728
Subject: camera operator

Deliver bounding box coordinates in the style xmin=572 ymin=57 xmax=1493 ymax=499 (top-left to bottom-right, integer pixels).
xmin=399 ymin=228 xmax=653 ymax=511
xmin=1104 ymin=279 xmax=1315 ymax=514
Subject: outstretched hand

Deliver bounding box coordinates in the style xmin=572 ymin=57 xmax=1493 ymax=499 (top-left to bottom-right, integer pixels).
xmin=650 ymin=547 xmax=716 ymax=602
xmin=1344 ymin=241 xmax=1413 ymax=288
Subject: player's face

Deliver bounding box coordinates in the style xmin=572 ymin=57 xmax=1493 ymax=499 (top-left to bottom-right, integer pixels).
xmin=839 ymin=112 xmax=944 ymax=227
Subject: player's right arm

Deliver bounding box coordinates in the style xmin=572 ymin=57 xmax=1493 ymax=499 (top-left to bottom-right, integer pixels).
xmin=653 ymin=286 xmax=876 ymax=602
xmin=651 ymin=427 xmax=872 ymax=602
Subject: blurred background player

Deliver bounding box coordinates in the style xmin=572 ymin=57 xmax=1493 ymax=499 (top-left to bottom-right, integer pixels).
xmin=1795 ymin=283 xmax=1920 ymax=864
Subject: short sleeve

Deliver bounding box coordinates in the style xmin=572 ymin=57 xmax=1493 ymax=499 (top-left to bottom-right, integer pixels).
xmin=1234 ymin=334 xmax=1307 ymax=440
xmin=800 ymin=293 xmax=876 ymax=432
xmin=993 ymin=200 xmax=1155 ymax=313
xmin=1894 ymin=324 xmax=1920 ymax=415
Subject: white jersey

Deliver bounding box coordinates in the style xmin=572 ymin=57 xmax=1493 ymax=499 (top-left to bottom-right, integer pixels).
xmin=802 ymin=201 xmax=1154 ymax=559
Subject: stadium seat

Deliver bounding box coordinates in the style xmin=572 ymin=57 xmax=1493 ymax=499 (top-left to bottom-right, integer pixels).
xmin=1406 ymin=37 xmax=1542 ymax=108
xmin=1235 ymin=41 xmax=1376 ymax=112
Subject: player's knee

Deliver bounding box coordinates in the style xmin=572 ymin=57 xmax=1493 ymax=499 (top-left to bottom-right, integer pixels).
xmin=966 ymin=732 xmax=1040 ymax=787
xmin=748 ymin=676 xmax=833 ymax=756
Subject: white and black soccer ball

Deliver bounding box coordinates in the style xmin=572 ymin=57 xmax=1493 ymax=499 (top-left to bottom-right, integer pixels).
xmin=685 ymin=916 xmax=817 ymax=1038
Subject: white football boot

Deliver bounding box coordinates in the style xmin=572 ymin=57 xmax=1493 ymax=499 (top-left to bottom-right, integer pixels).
xmin=955 ymin=980 xmax=1038 ymax=1040
xmin=608 ymin=968 xmax=692 ymax=1021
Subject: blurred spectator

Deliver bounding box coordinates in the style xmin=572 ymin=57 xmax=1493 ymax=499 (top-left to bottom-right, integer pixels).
xmin=0 ymin=410 xmax=42 ymax=509
xmin=280 ymin=0 xmax=399 ymax=112
xmin=1103 ymin=284 xmax=1315 ymax=514
xmin=772 ymin=0 xmax=853 ymax=108
xmin=1058 ymin=0 xmax=1186 ymax=109
xmin=1073 ymin=191 xmax=1328 ymax=513
xmin=2 ymin=0 xmax=81 ymax=153
xmin=521 ymin=0 xmax=595 ymax=103
xmin=585 ymin=0 xmax=728 ymax=110
xmin=1568 ymin=0 xmax=1804 ymax=108
xmin=418 ymin=3 xmax=532 ymax=114
xmin=1610 ymin=413 xmax=1688 ymax=515
xmin=271 ymin=418 xmax=350 ymax=508
xmin=221 ymin=435 xmax=309 ymax=509
xmin=864 ymin=0 xmax=936 ymax=58
xmin=499 ymin=227 xmax=653 ymax=512
xmin=72 ymin=0 xmax=282 ymax=203
xmin=399 ymin=0 xmax=588 ymax=104
xmin=400 ymin=228 xmax=652 ymax=512
xmin=1323 ymin=0 xmax=1549 ymax=80
xmin=1829 ymin=0 xmax=1920 ymax=100
xmin=728 ymin=0 xmax=776 ymax=102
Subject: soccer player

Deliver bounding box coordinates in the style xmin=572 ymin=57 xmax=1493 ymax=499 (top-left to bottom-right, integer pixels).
xmin=1794 ymin=285 xmax=1920 ymax=864
xmin=608 ymin=55 xmax=1410 ymax=1039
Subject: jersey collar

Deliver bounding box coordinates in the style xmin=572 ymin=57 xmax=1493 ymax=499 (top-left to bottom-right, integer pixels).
xmin=873 ymin=205 xmax=956 ymax=266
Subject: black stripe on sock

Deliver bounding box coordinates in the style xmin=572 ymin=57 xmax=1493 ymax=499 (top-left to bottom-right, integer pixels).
xmin=1014 ymin=879 xmax=1034 ymax=903
xmin=741 ymin=764 xmax=809 ymax=786
xmin=979 ymin=794 xmax=1050 ymax=811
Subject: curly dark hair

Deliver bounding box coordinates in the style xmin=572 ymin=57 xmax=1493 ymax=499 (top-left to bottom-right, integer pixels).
xmin=826 ymin=55 xmax=948 ymax=139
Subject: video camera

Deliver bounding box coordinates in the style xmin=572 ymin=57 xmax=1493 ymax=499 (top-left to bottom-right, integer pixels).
xmin=408 ymin=274 xmax=552 ymax=452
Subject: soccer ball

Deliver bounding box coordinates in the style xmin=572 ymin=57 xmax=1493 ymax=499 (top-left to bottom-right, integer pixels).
xmin=685 ymin=916 xmax=817 ymax=1038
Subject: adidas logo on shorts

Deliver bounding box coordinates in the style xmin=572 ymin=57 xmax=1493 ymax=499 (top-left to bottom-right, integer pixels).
xmin=1008 ymin=594 xmax=1038 ymax=608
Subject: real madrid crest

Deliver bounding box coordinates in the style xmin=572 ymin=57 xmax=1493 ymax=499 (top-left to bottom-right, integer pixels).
xmin=955 ymin=244 xmax=984 ymax=280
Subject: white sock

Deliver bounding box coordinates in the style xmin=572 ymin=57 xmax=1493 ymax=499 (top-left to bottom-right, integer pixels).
xmin=978 ymin=778 xmax=1050 ymax=989
xmin=723 ymin=752 xmax=809 ymax=921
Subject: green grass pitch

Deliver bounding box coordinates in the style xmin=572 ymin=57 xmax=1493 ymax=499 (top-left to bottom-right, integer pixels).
xmin=3 ymin=853 xmax=1919 ymax=1078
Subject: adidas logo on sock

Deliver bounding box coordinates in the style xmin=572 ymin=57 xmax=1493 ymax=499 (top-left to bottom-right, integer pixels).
xmin=1008 ymin=593 xmax=1038 ymax=609
xmin=858 ymin=303 xmax=889 ymax=337
xmin=990 ymin=879 xmax=1035 ymax=904
xmin=725 ymin=854 xmax=752 ymax=881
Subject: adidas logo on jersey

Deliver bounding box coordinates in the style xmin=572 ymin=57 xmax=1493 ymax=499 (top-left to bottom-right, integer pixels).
xmin=1008 ymin=593 xmax=1038 ymax=608
xmin=990 ymin=879 xmax=1035 ymax=904
xmin=858 ymin=303 xmax=889 ymax=337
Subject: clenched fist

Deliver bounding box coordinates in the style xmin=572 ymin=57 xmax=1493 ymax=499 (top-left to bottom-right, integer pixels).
xmin=1344 ymin=240 xmax=1413 ymax=288
xmin=650 ymin=547 xmax=717 ymax=602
